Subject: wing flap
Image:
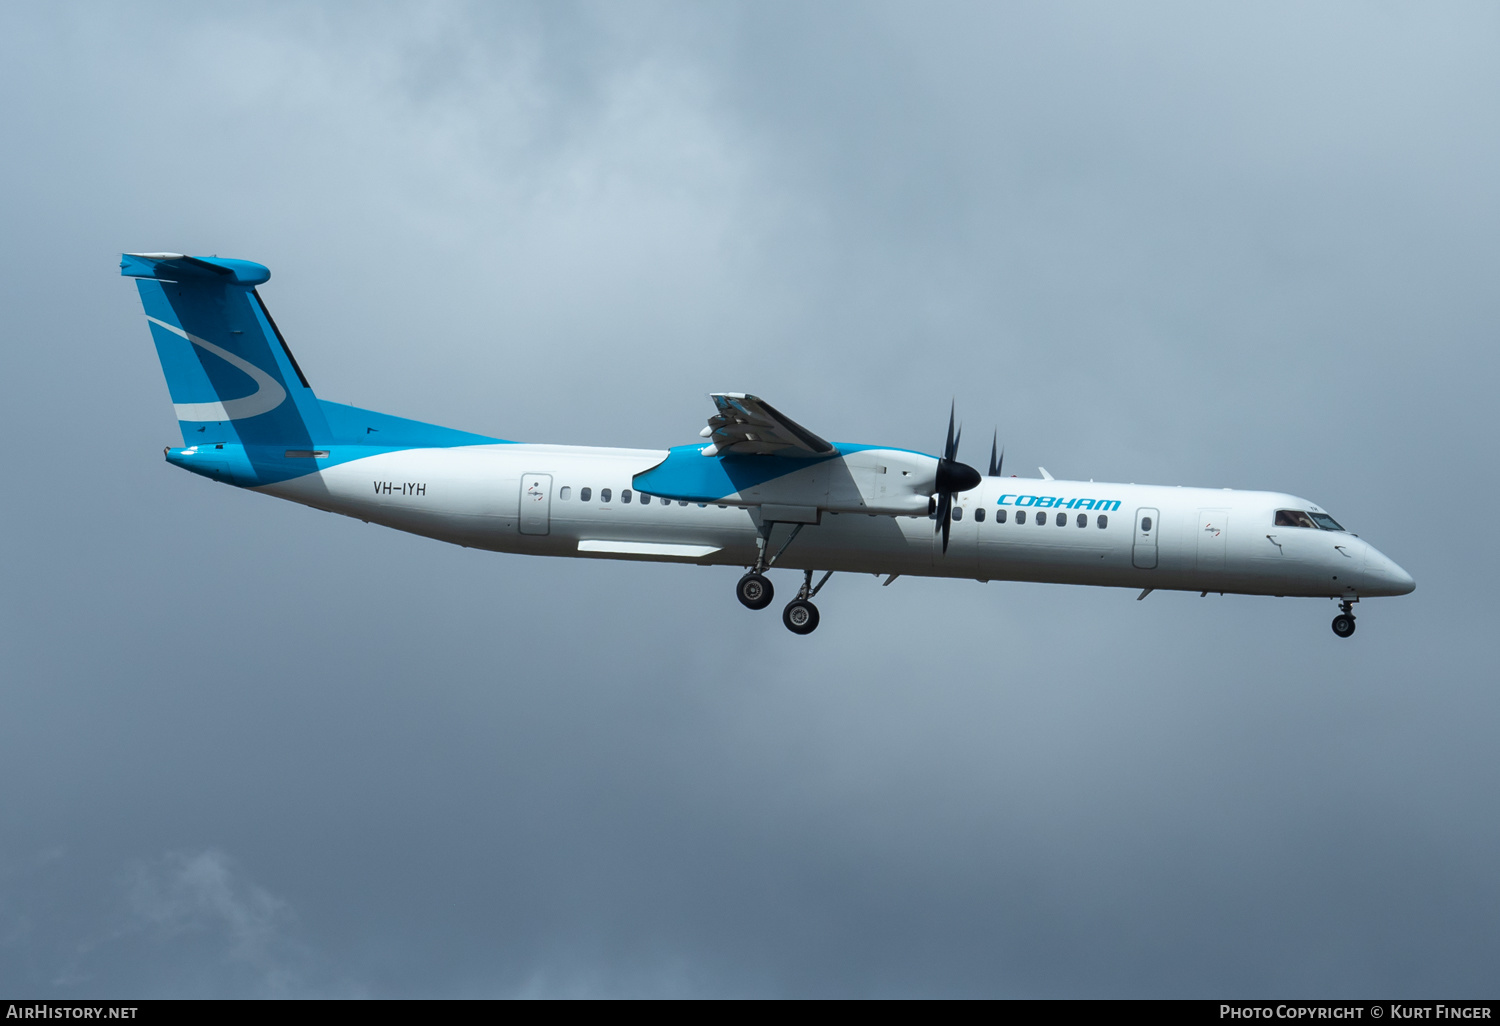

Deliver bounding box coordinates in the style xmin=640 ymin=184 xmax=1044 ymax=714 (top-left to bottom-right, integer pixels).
xmin=702 ymin=393 xmax=834 ymax=457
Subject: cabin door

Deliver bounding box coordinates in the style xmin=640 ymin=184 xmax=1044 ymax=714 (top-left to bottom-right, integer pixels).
xmin=1132 ymin=507 xmax=1160 ymax=569
xmin=519 ymin=473 xmax=552 ymax=535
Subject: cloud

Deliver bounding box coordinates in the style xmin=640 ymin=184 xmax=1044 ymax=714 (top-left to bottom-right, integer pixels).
xmin=121 ymin=850 xmax=295 ymax=991
xmin=0 ymin=847 xmax=358 ymax=998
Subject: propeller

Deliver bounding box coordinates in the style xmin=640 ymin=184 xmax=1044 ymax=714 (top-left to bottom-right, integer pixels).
xmin=934 ymin=402 xmax=982 ymax=554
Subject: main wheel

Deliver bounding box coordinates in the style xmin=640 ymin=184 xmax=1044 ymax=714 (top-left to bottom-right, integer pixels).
xmin=1331 ymin=614 xmax=1356 ymax=638
xmin=736 ymin=573 xmax=774 ymax=610
xmin=782 ymin=599 xmax=820 ymax=635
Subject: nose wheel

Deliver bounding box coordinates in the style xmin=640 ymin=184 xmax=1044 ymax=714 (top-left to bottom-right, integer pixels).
xmin=1331 ymin=599 xmax=1357 ymax=638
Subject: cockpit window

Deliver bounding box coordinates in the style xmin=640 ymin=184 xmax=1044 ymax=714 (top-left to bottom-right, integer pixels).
xmin=1308 ymin=512 xmax=1345 ymax=532
xmin=1274 ymin=510 xmax=1318 ymax=529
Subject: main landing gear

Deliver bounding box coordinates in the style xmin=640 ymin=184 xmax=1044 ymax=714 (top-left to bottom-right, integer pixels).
xmin=736 ymin=515 xmax=833 ymax=633
xmin=1332 ymin=599 xmax=1357 ymax=639
xmin=736 ymin=568 xmax=834 ymax=634
xmin=736 ymin=572 xmax=774 ymax=610
xmin=783 ymin=598 xmax=819 ymax=635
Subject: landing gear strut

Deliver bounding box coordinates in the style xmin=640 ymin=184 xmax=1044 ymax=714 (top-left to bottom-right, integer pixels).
xmin=737 ymin=516 xmax=808 ymax=615
xmin=737 ymin=518 xmax=790 ymax=610
xmin=1331 ymin=599 xmax=1357 ymax=639
xmin=736 ymin=516 xmax=804 ymax=612
xmin=735 ymin=515 xmax=833 ymax=632
xmin=782 ymin=569 xmax=833 ymax=635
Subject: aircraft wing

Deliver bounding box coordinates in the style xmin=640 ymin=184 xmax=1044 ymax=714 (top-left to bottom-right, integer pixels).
xmin=698 ymin=393 xmax=836 ymax=457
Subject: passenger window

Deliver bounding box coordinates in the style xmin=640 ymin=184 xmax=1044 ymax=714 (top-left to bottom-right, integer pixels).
xmin=1097 ymin=514 xmax=1107 ymax=529
xmin=1016 ymin=510 xmax=1026 ymax=524
xmin=679 ymin=500 xmax=688 ymax=506
xmin=661 ymin=496 xmax=670 ymax=505
xmin=601 ymin=488 xmax=612 ymax=503
xmin=974 ymin=508 xmax=986 ymax=522
xmin=580 ymin=487 xmax=591 ymax=502
xmin=952 ymin=507 xmax=963 ymax=521
xmin=1141 ymin=516 xmax=1152 ymax=532
xmin=1037 ymin=511 xmax=1047 ymax=525
xmin=559 ymin=486 xmax=571 ymax=500
xmin=1076 ymin=513 xmax=1087 ymax=528
xmin=622 ymin=489 xmax=632 ymax=503
xmin=996 ymin=508 xmax=1007 ymax=524
xmin=1057 ymin=512 xmax=1067 ymax=527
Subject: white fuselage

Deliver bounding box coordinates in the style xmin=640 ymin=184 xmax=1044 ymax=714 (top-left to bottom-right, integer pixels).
xmin=258 ymin=443 xmax=1414 ymax=600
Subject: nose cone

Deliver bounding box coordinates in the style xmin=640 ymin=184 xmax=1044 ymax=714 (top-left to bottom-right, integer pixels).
xmin=1364 ymin=545 xmax=1416 ymax=597
xmin=1390 ymin=562 xmax=1416 ymax=595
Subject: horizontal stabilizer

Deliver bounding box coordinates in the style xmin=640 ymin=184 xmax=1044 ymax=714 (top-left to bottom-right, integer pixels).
xmin=120 ymin=253 xmax=271 ymax=286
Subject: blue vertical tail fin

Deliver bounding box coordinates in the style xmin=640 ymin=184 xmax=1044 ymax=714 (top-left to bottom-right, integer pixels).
xmin=121 ymin=253 xmax=329 ymax=447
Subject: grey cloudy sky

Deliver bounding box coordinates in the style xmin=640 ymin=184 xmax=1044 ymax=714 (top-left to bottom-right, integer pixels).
xmin=1 ymin=1 xmax=1496 ymax=997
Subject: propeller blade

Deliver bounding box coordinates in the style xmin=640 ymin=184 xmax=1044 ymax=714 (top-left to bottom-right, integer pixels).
xmin=935 ymin=402 xmax=977 ymax=554
xmin=988 ymin=431 xmax=998 ymax=477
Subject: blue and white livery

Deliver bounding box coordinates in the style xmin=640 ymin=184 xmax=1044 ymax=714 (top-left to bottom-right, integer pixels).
xmin=122 ymin=253 xmax=1414 ymax=637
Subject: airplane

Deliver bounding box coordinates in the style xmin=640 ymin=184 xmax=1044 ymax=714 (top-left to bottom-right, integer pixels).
xmin=121 ymin=252 xmax=1415 ymax=638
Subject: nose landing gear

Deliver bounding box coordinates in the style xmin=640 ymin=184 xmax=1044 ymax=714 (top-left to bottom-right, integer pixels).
xmin=1331 ymin=599 xmax=1357 ymax=638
